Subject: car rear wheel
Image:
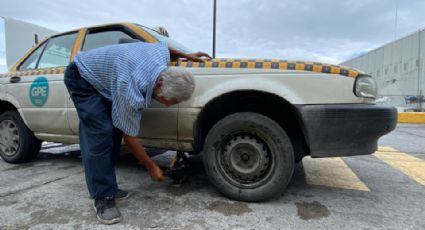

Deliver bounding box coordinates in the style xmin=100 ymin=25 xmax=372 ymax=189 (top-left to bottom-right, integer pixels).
xmin=0 ymin=111 xmax=41 ymax=163
xmin=202 ymin=112 xmax=295 ymax=201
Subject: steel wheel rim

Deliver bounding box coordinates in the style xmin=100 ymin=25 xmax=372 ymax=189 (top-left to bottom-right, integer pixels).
xmin=218 ymin=133 xmax=273 ymax=188
xmin=0 ymin=120 xmax=20 ymax=156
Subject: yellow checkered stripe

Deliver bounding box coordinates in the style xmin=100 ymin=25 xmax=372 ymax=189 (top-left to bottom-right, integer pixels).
xmin=1 ymin=59 xmax=363 ymax=78
xmin=0 ymin=67 xmax=65 ymax=78
xmin=170 ymin=58 xmax=363 ymax=78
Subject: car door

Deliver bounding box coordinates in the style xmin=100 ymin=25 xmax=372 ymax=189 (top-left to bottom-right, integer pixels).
xmin=6 ymin=32 xmax=77 ymax=136
xmin=67 ymin=26 xmax=178 ymax=147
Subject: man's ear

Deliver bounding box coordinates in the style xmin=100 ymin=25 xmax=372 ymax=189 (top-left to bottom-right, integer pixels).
xmin=153 ymin=80 xmax=163 ymax=95
xmin=154 ymin=80 xmax=163 ymax=90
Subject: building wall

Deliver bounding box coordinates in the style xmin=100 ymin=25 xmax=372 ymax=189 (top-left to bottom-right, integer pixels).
xmin=341 ymin=29 xmax=425 ymax=111
xmin=1 ymin=17 xmax=56 ymax=70
xmin=0 ymin=20 xmax=6 ymax=73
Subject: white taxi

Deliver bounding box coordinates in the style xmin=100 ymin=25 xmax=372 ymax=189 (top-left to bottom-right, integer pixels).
xmin=0 ymin=23 xmax=397 ymax=201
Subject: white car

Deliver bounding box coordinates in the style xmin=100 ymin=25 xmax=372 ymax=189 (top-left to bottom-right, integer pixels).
xmin=0 ymin=23 xmax=397 ymax=201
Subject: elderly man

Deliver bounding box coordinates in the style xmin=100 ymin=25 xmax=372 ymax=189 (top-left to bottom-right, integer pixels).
xmin=64 ymin=41 xmax=210 ymax=224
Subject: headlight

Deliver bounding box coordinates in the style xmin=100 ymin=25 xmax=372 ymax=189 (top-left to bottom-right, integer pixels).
xmin=354 ymin=75 xmax=378 ymax=99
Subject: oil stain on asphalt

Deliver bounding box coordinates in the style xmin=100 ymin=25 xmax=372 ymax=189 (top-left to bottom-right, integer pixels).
xmin=207 ymin=201 xmax=252 ymax=216
xmin=295 ymin=201 xmax=330 ymax=220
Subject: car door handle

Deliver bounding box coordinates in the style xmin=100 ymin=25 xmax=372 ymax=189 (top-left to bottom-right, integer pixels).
xmin=9 ymin=76 xmax=21 ymax=83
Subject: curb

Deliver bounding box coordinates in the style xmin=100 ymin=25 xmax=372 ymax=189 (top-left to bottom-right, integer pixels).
xmin=398 ymin=112 xmax=425 ymax=124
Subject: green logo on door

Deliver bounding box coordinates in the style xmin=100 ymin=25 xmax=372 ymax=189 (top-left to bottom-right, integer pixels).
xmin=29 ymin=77 xmax=49 ymax=107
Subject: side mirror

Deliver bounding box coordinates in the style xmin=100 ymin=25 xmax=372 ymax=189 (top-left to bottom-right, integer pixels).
xmin=153 ymin=26 xmax=169 ymax=38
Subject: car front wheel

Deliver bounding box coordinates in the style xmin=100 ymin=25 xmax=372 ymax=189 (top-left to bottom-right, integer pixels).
xmin=0 ymin=111 xmax=41 ymax=163
xmin=202 ymin=112 xmax=295 ymax=201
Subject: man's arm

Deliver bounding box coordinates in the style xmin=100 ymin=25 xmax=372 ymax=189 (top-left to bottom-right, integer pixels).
xmin=123 ymin=134 xmax=165 ymax=181
xmin=169 ymin=47 xmax=212 ymax=62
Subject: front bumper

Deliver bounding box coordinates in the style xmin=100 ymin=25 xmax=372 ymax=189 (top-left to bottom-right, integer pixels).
xmin=297 ymin=104 xmax=397 ymax=157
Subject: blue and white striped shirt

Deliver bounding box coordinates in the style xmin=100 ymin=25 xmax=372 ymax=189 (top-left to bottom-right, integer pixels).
xmin=74 ymin=42 xmax=170 ymax=136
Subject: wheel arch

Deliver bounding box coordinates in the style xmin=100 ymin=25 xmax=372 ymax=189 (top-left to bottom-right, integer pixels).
xmin=0 ymin=100 xmax=18 ymax=114
xmin=194 ymin=90 xmax=310 ymax=161
xmin=0 ymin=98 xmax=29 ymax=127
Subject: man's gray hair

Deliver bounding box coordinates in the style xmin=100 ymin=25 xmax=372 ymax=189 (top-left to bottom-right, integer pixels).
xmin=157 ymin=67 xmax=195 ymax=101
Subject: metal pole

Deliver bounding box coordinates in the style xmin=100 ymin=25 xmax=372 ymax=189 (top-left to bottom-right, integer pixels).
xmin=418 ymin=29 xmax=423 ymax=111
xmin=212 ymin=0 xmax=216 ymax=58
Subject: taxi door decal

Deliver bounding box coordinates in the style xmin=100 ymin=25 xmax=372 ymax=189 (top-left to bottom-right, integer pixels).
xmin=29 ymin=76 xmax=49 ymax=107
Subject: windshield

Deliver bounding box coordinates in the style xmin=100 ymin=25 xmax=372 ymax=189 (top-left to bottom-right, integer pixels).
xmin=138 ymin=25 xmax=193 ymax=54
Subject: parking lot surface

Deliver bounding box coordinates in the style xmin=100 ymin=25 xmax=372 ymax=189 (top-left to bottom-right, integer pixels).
xmin=0 ymin=124 xmax=424 ymax=229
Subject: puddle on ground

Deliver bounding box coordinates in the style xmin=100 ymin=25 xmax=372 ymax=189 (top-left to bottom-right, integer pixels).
xmin=25 ymin=210 xmax=71 ymax=226
xmin=290 ymin=191 xmax=314 ymax=198
xmin=0 ymin=199 xmax=17 ymax=207
xmin=2 ymin=162 xmax=55 ymax=172
xmin=2 ymin=163 xmax=34 ymax=171
xmin=57 ymin=164 xmax=76 ymax=170
xmin=295 ymin=201 xmax=330 ymax=220
xmin=207 ymin=201 xmax=252 ymax=216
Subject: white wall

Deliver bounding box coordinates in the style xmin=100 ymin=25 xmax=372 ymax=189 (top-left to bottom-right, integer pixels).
xmin=341 ymin=29 xmax=425 ymax=111
xmin=0 ymin=19 xmax=6 ymax=73
xmin=1 ymin=17 xmax=56 ymax=70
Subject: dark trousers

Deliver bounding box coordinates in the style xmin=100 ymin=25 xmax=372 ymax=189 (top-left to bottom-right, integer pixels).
xmin=64 ymin=62 xmax=123 ymax=199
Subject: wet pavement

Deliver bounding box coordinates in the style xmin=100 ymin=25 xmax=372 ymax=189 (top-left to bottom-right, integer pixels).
xmin=0 ymin=124 xmax=424 ymax=229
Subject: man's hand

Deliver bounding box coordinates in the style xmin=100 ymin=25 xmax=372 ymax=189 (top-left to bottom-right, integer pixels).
xmin=123 ymin=134 xmax=165 ymax=182
xmin=186 ymin=52 xmax=212 ymax=62
xmin=169 ymin=47 xmax=212 ymax=62
xmin=147 ymin=164 xmax=165 ymax=181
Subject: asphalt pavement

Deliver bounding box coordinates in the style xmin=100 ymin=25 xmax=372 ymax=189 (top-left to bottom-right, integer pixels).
xmin=0 ymin=124 xmax=424 ymax=229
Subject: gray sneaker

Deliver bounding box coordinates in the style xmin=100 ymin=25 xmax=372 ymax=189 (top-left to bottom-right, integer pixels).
xmin=89 ymin=189 xmax=130 ymax=201
xmin=93 ymin=197 xmax=122 ymax=225
xmin=115 ymin=189 xmax=131 ymax=201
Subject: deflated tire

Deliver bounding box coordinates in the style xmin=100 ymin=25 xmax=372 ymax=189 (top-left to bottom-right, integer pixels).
xmin=202 ymin=112 xmax=295 ymax=201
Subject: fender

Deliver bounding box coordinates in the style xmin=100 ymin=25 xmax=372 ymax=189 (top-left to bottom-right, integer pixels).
xmin=179 ymin=70 xmax=365 ymax=108
xmin=191 ymin=75 xmax=303 ymax=107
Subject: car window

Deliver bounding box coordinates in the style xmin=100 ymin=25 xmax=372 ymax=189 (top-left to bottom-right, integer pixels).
xmin=19 ymin=42 xmax=47 ymax=71
xmin=82 ymin=31 xmax=135 ymax=51
xmin=38 ymin=33 xmax=77 ymax=69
